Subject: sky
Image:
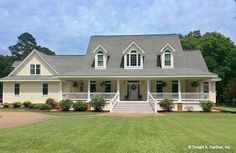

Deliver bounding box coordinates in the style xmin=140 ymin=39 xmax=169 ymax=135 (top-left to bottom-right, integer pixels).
xmin=0 ymin=0 xmax=235 ymax=55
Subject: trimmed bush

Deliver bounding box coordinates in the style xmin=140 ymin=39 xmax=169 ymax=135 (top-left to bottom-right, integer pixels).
xmin=200 ymin=100 xmax=214 ymax=112
xmin=59 ymin=99 xmax=73 ymax=111
xmin=89 ymin=97 xmax=106 ymax=112
xmin=46 ymin=98 xmax=58 ymax=108
xmin=23 ymin=101 xmax=32 ymax=108
xmin=159 ymin=99 xmax=174 ymax=112
xmin=29 ymin=104 xmax=43 ymax=109
xmin=3 ymin=103 xmax=9 ymax=108
xmin=40 ymin=104 xmax=52 ymax=110
xmin=73 ymin=101 xmax=88 ymax=111
xmin=13 ymin=102 xmax=21 ymax=108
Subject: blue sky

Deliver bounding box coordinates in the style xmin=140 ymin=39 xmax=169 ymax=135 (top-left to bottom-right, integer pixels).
xmin=0 ymin=0 xmax=235 ymax=55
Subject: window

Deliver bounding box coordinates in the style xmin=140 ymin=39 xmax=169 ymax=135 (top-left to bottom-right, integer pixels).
xmin=203 ymin=82 xmax=209 ymax=93
xmin=105 ymin=81 xmax=111 ymax=92
xmin=164 ymin=51 xmax=171 ymax=66
xmin=172 ymin=80 xmax=178 ymax=93
xmin=42 ymin=83 xmax=48 ymax=95
xmin=95 ymin=51 xmax=106 ymax=68
xmin=80 ymin=82 xmax=84 ymax=92
xmin=125 ymin=50 xmax=142 ymax=68
xmin=90 ymin=81 xmax=96 ymax=92
xmin=156 ymin=81 xmax=163 ymax=93
xmin=14 ymin=83 xmax=20 ymax=95
xmin=30 ymin=64 xmax=41 ymax=75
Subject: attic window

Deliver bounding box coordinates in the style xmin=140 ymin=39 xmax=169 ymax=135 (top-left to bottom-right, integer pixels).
xmin=125 ymin=50 xmax=143 ymax=69
xmin=30 ymin=64 xmax=41 ymax=75
xmin=161 ymin=50 xmax=174 ymax=69
xmin=164 ymin=50 xmax=171 ymax=66
xmin=95 ymin=51 xmax=106 ymax=69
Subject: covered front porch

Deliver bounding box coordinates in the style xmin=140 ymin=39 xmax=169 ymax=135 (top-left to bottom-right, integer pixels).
xmin=60 ymin=78 xmax=214 ymax=103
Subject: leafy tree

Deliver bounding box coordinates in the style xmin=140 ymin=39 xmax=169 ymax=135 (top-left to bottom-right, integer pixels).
xmin=224 ymin=79 xmax=236 ymax=105
xmin=8 ymin=32 xmax=55 ymax=60
xmin=180 ymin=31 xmax=236 ymax=103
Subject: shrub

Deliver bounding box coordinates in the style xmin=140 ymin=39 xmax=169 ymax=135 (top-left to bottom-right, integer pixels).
xmin=23 ymin=101 xmax=32 ymax=108
xmin=13 ymin=102 xmax=21 ymax=108
xmin=29 ymin=104 xmax=43 ymax=109
xmin=89 ymin=97 xmax=106 ymax=112
xmin=3 ymin=103 xmax=9 ymax=108
xmin=40 ymin=104 xmax=52 ymax=110
xmin=159 ymin=99 xmax=174 ymax=112
xmin=46 ymin=98 xmax=58 ymax=108
xmin=59 ymin=99 xmax=73 ymax=111
xmin=200 ymin=100 xmax=214 ymax=112
xmin=73 ymin=100 xmax=88 ymax=111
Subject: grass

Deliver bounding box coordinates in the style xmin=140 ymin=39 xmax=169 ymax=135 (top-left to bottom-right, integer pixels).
xmin=219 ymin=106 xmax=236 ymax=112
xmin=0 ymin=112 xmax=235 ymax=153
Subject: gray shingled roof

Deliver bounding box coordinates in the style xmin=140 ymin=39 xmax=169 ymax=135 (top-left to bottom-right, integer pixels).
xmin=5 ymin=34 xmax=217 ymax=78
xmin=12 ymin=60 xmax=22 ymax=67
xmin=0 ymin=75 xmax=59 ymax=81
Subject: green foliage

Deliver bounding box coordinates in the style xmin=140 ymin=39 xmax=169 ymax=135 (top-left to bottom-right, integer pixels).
xmin=40 ymin=104 xmax=52 ymax=110
xmin=12 ymin=102 xmax=21 ymax=108
xmin=8 ymin=32 xmax=55 ymax=60
xmin=180 ymin=30 xmax=236 ymax=103
xmin=29 ymin=104 xmax=43 ymax=109
xmin=3 ymin=103 xmax=9 ymax=108
xmin=59 ymin=99 xmax=73 ymax=111
xmin=23 ymin=101 xmax=32 ymax=108
xmin=46 ymin=98 xmax=58 ymax=108
xmin=199 ymin=100 xmax=214 ymax=112
xmin=191 ymin=81 xmax=199 ymax=87
xmin=73 ymin=101 xmax=88 ymax=111
xmin=89 ymin=98 xmax=106 ymax=112
xmin=159 ymin=99 xmax=174 ymax=112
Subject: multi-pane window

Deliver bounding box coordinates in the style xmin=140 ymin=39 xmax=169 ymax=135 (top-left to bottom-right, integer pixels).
xmin=126 ymin=50 xmax=142 ymax=67
xmin=156 ymin=81 xmax=163 ymax=93
xmin=30 ymin=64 xmax=41 ymax=75
xmin=90 ymin=81 xmax=96 ymax=92
xmin=164 ymin=51 xmax=171 ymax=66
xmin=14 ymin=83 xmax=20 ymax=95
xmin=96 ymin=51 xmax=104 ymax=67
xmin=42 ymin=83 xmax=48 ymax=95
xmin=203 ymin=82 xmax=209 ymax=93
xmin=172 ymin=80 xmax=178 ymax=93
xmin=105 ymin=81 xmax=111 ymax=92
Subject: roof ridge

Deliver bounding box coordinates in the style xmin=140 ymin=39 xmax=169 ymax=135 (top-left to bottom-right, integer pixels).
xmin=91 ymin=33 xmax=178 ymax=37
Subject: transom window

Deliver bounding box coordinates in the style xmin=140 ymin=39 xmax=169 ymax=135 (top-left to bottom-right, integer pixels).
xmin=164 ymin=51 xmax=171 ymax=66
xmin=125 ymin=50 xmax=142 ymax=68
xmin=30 ymin=64 xmax=41 ymax=75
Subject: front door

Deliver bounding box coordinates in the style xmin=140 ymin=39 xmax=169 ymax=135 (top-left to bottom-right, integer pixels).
xmin=128 ymin=82 xmax=139 ymax=100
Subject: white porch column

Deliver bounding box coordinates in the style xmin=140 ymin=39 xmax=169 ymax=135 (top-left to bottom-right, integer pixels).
xmin=147 ymin=80 xmax=150 ymax=101
xmin=178 ymin=79 xmax=182 ymax=102
xmin=87 ymin=80 xmax=90 ymax=102
xmin=59 ymin=81 xmax=63 ymax=100
xmin=117 ymin=80 xmax=120 ymax=101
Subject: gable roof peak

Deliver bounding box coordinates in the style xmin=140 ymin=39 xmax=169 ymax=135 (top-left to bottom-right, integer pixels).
xmin=122 ymin=41 xmax=145 ymax=54
xmin=160 ymin=43 xmax=176 ymax=52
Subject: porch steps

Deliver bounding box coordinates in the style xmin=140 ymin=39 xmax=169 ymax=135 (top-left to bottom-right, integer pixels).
xmin=112 ymin=102 xmax=154 ymax=113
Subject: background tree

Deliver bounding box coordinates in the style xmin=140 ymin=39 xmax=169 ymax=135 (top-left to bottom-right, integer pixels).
xmin=180 ymin=30 xmax=236 ymax=103
xmin=8 ymin=32 xmax=55 ymax=60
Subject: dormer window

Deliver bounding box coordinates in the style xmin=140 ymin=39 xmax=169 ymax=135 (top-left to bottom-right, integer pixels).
xmin=30 ymin=64 xmax=41 ymax=75
xmin=95 ymin=51 xmax=106 ymax=69
xmin=160 ymin=43 xmax=175 ymax=69
xmin=123 ymin=41 xmax=145 ymax=69
xmin=164 ymin=50 xmax=171 ymax=66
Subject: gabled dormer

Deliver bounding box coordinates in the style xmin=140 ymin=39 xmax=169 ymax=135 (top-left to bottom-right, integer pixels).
xmin=93 ymin=44 xmax=108 ymax=69
xmin=122 ymin=41 xmax=145 ymax=69
xmin=160 ymin=43 xmax=176 ymax=69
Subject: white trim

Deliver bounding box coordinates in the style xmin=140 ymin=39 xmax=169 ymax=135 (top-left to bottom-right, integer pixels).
xmin=92 ymin=44 xmax=108 ymax=53
xmin=122 ymin=41 xmax=145 ymax=54
xmin=2 ymin=82 xmax=4 ymax=103
xmin=57 ymin=75 xmax=218 ymax=78
xmin=8 ymin=49 xmax=58 ymax=76
xmin=124 ymin=52 xmax=143 ymax=69
xmin=178 ymin=79 xmax=181 ymax=102
xmin=0 ymin=80 xmax=60 ymax=82
xmin=161 ymin=50 xmax=174 ymax=69
xmin=87 ymin=80 xmax=90 ymax=101
xmin=160 ymin=43 xmax=176 ymax=52
xmin=59 ymin=81 xmax=63 ymax=100
xmin=95 ymin=51 xmax=106 ymax=69
xmin=117 ymin=80 xmax=120 ymax=101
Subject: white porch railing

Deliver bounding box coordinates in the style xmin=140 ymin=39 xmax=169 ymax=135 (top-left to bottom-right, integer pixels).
xmin=62 ymin=92 xmax=117 ymax=101
xmin=62 ymin=92 xmax=88 ymax=100
xmin=109 ymin=92 xmax=119 ymax=112
xmin=150 ymin=92 xmax=179 ymax=100
xmin=181 ymin=93 xmax=209 ymax=101
xmin=148 ymin=92 xmax=157 ymax=112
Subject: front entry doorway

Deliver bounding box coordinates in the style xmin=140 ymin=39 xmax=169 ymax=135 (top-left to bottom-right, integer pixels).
xmin=127 ymin=81 xmax=140 ymax=101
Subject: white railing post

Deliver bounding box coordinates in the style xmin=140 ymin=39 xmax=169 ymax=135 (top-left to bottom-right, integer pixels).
xmin=87 ymin=80 xmax=90 ymax=102
xmin=154 ymin=102 xmax=157 ymax=113
xmin=147 ymin=80 xmax=150 ymax=101
xmin=178 ymin=79 xmax=181 ymax=102
xmin=117 ymin=80 xmax=120 ymax=101
xmin=110 ymin=102 xmax=112 ymax=112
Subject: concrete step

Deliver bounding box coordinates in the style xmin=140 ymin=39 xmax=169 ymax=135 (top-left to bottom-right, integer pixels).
xmin=112 ymin=102 xmax=154 ymax=113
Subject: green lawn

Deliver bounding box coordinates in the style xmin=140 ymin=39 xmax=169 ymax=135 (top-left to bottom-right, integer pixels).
xmin=217 ymin=106 xmax=236 ymax=112
xmin=0 ymin=112 xmax=235 ymax=153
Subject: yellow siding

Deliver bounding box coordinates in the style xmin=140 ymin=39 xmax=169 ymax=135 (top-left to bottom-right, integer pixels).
xmin=14 ymin=53 xmax=55 ymax=76
xmin=3 ymin=82 xmax=60 ymax=103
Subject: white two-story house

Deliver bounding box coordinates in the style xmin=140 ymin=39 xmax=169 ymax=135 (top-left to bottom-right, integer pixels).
xmin=0 ymin=34 xmax=220 ymax=112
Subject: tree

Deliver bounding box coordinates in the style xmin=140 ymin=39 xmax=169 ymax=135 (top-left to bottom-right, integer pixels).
xmin=8 ymin=32 xmax=55 ymax=60
xmin=180 ymin=31 xmax=236 ymax=103
xmin=224 ymin=80 xmax=236 ymax=105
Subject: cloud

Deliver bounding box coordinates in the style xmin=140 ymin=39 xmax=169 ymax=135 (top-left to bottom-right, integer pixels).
xmin=0 ymin=0 xmax=235 ymax=55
